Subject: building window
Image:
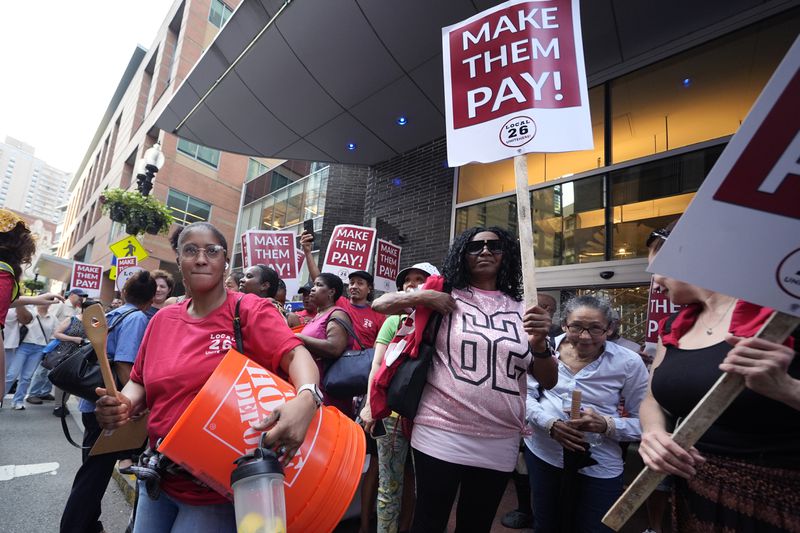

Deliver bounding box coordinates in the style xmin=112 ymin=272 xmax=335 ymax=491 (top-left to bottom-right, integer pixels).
xmin=208 ymin=0 xmax=233 ymax=28
xmin=166 ymin=189 xmax=212 ymax=226
xmin=247 ymin=159 xmax=270 ymax=181
xmin=176 ymin=138 xmax=220 ymax=168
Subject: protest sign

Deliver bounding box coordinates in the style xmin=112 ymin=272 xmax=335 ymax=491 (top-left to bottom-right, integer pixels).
xmin=116 ymin=266 xmax=143 ymax=292
xmin=241 ymin=230 xmax=300 ymax=297
xmin=442 ymin=0 xmax=592 ymax=166
xmin=373 ymin=240 xmax=402 ymax=293
xmin=70 ymin=262 xmax=103 ymax=298
xmin=649 ymin=37 xmax=800 ymax=317
xmin=322 ymin=225 xmax=377 ymax=283
xmin=642 ymin=279 xmax=682 ymax=364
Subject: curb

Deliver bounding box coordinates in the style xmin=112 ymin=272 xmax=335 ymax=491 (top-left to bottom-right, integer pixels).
xmin=67 ymin=397 xmax=135 ymax=507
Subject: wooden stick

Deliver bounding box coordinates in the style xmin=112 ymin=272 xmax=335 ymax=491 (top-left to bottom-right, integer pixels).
xmin=514 ymin=154 xmax=538 ymax=310
xmin=570 ymin=389 xmax=582 ymax=420
xmin=602 ymin=310 xmax=800 ymax=530
xmin=82 ymin=304 xmax=118 ymax=397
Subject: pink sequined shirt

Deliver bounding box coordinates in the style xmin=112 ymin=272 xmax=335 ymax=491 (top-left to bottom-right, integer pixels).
xmin=412 ymin=287 xmax=532 ymax=469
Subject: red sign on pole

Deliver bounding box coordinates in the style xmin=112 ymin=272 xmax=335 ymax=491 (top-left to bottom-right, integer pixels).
xmin=373 ymin=240 xmax=402 ymax=293
xmin=70 ymin=261 xmax=103 ymax=298
xmin=442 ymin=0 xmax=592 ymax=165
xmin=322 ymin=225 xmax=377 ymax=283
xmin=642 ymin=279 xmax=683 ymax=365
xmin=117 ymin=256 xmax=138 ymax=274
xmin=242 ymin=231 xmax=298 ymax=281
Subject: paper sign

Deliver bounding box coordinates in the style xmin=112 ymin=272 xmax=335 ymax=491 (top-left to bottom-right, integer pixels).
xmin=241 ymin=230 xmax=300 ymax=297
xmin=109 ymin=235 xmax=149 ymax=263
xmin=241 ymin=233 xmax=250 ymax=269
xmin=442 ymin=0 xmax=592 ymax=166
xmin=322 ymin=225 xmax=377 ymax=283
xmin=649 ymin=37 xmax=800 ymax=317
xmin=643 ymin=279 xmax=683 ymax=364
xmin=70 ymin=262 xmax=103 ymax=298
xmin=116 ymin=266 xmax=143 ymax=292
xmin=373 ymin=240 xmax=402 ymax=293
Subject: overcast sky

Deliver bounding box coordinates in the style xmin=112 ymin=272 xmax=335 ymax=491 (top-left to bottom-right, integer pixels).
xmin=0 ymin=1 xmax=174 ymax=174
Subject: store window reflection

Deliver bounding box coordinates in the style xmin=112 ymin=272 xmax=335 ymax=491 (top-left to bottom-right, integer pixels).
xmin=610 ymin=145 xmax=723 ymax=259
xmin=611 ymin=12 xmax=798 ymax=164
xmin=533 ymin=176 xmax=605 ymax=266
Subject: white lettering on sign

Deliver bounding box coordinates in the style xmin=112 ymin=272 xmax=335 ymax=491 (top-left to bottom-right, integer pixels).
xmin=462 ymin=7 xmax=559 ymax=50
xmin=466 ymin=71 xmax=561 ymax=119
xmin=757 ymin=130 xmax=800 ymax=194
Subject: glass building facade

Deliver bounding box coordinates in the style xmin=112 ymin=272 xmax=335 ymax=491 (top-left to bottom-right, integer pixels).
xmin=452 ymin=12 xmax=798 ymax=343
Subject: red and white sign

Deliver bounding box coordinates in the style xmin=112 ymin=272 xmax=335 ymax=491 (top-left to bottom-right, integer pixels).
xmin=322 ymin=225 xmax=377 ymax=283
xmin=373 ymin=240 xmax=402 ymax=293
xmin=115 ymin=257 xmax=141 ymax=292
xmin=442 ymin=0 xmax=592 ymax=166
xmin=650 ymin=37 xmax=800 ymax=317
xmin=241 ymin=230 xmax=300 ymax=297
xmin=70 ymin=261 xmax=103 ymax=298
xmin=643 ymin=279 xmax=683 ymax=363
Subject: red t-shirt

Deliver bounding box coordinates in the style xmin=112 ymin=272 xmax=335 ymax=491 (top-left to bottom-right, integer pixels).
xmin=336 ymin=297 xmax=386 ymax=348
xmin=0 ymin=271 xmax=15 ymax=327
xmin=130 ymin=292 xmax=302 ymax=505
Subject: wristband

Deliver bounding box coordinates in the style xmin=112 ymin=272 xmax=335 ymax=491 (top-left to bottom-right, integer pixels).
xmin=532 ymin=344 xmax=554 ymax=359
xmin=603 ymin=416 xmax=616 ymax=438
xmin=545 ymin=418 xmax=559 ymax=438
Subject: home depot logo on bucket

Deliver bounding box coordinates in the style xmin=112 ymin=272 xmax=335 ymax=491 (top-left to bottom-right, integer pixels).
xmin=202 ymin=361 xmax=322 ymax=487
xmin=159 ymin=350 xmax=366 ymax=533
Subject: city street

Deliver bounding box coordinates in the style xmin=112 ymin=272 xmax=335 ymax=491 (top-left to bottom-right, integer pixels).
xmin=0 ymin=396 xmax=131 ymax=533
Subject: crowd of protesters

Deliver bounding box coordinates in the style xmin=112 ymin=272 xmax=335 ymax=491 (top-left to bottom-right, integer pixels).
xmin=3 ymin=212 xmax=797 ymax=533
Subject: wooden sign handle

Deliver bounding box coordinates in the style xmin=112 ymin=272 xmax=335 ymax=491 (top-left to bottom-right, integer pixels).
xmin=570 ymin=389 xmax=582 ymax=420
xmin=514 ymin=155 xmax=538 ymax=310
xmin=82 ymin=304 xmax=118 ymax=397
xmin=602 ymin=310 xmax=800 ymax=530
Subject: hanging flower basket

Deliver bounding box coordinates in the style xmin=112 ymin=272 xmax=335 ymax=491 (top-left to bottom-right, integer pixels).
xmin=101 ymin=188 xmax=174 ymax=236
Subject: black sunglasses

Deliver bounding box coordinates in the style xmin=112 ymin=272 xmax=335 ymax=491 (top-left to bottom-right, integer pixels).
xmin=646 ymin=228 xmax=670 ymax=248
xmin=465 ymin=239 xmax=503 ymax=255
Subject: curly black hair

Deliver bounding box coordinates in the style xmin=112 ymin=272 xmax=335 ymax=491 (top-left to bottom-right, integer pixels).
xmin=0 ymin=221 xmax=36 ymax=280
xmin=441 ymin=226 xmax=523 ymax=301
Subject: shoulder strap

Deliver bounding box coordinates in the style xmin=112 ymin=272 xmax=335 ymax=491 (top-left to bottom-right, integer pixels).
xmin=331 ymin=316 xmax=367 ymax=350
xmin=36 ymin=316 xmax=49 ymax=343
xmin=58 ymin=391 xmax=89 ymax=449
xmin=234 ymin=296 xmax=244 ymax=352
xmin=107 ymin=308 xmax=139 ymax=332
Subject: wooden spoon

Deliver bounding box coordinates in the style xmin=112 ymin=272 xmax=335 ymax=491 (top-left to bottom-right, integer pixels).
xmin=81 ymin=303 xmax=117 ymax=396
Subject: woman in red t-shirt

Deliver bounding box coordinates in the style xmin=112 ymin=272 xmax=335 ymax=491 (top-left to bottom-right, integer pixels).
xmin=0 ymin=209 xmax=64 ymax=386
xmin=95 ymin=222 xmax=321 ymax=531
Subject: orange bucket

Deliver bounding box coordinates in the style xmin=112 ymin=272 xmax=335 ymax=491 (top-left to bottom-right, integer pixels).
xmin=158 ymin=349 xmax=365 ymax=533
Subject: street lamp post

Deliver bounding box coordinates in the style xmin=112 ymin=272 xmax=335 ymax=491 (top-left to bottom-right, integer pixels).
xmin=136 ymin=141 xmax=166 ymax=196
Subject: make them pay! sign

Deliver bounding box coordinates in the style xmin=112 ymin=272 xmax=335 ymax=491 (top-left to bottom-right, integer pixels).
xmin=241 ymin=230 xmax=300 ymax=298
xmin=322 ymin=225 xmax=377 ymax=283
xmin=373 ymin=240 xmax=402 ymax=293
xmin=70 ymin=261 xmax=103 ymax=298
xmin=649 ymin=37 xmax=800 ymax=317
xmin=442 ymin=0 xmax=592 ymax=166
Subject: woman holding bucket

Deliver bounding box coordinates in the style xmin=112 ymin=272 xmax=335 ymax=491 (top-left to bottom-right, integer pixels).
xmin=95 ymin=222 xmax=322 ymax=532
xmin=377 ymin=227 xmax=558 ymax=532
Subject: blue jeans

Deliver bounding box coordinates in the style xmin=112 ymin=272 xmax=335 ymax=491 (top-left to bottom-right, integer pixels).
xmin=525 ymin=447 xmax=622 ymax=533
xmin=133 ymin=482 xmax=236 ymax=533
xmin=4 ymin=343 xmax=44 ymax=404
xmin=28 ymin=361 xmax=52 ymax=397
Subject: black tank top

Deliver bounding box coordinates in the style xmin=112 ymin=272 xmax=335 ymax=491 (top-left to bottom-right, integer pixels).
xmin=651 ymin=341 xmax=800 ymax=467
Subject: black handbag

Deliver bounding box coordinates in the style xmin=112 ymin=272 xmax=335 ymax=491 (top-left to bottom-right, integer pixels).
xmin=48 ymin=309 xmax=138 ymax=402
xmin=386 ymin=312 xmax=443 ymax=419
xmin=322 ymin=317 xmax=375 ymax=398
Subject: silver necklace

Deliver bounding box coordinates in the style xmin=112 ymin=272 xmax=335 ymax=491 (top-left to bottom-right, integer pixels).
xmin=698 ymin=299 xmax=736 ymax=335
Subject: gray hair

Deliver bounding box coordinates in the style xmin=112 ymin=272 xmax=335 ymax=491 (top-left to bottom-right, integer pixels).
xmin=561 ymin=295 xmax=615 ymax=326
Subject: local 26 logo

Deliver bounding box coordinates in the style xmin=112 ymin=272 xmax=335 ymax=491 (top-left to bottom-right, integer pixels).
xmin=499 ymin=116 xmax=536 ymax=148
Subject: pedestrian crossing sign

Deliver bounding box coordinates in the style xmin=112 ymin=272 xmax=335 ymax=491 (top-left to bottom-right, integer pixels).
xmin=109 ymin=235 xmax=149 ymax=264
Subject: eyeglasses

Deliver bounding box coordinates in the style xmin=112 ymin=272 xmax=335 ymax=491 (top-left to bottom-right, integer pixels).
xmin=465 ymin=239 xmax=503 ymax=255
xmin=646 ymin=228 xmax=670 ymax=248
xmin=565 ymin=324 xmax=608 ymax=336
xmin=180 ymin=244 xmax=226 ymax=259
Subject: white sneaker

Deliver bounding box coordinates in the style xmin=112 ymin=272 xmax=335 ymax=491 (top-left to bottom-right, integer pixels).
xmin=13 ymin=403 xmax=25 ymax=410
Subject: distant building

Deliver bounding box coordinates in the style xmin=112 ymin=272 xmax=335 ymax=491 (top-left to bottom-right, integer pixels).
xmin=0 ymin=136 xmax=70 ymax=224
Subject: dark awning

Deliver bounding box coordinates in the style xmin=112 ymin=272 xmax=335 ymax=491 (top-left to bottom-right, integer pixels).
xmin=156 ymin=0 xmax=790 ymax=165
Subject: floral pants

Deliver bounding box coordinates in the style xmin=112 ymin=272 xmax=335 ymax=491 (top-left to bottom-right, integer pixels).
xmin=376 ymin=415 xmax=409 ymax=533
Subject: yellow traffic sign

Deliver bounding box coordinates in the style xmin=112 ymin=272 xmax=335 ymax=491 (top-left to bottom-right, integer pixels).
xmin=109 ymin=236 xmax=149 ymax=263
